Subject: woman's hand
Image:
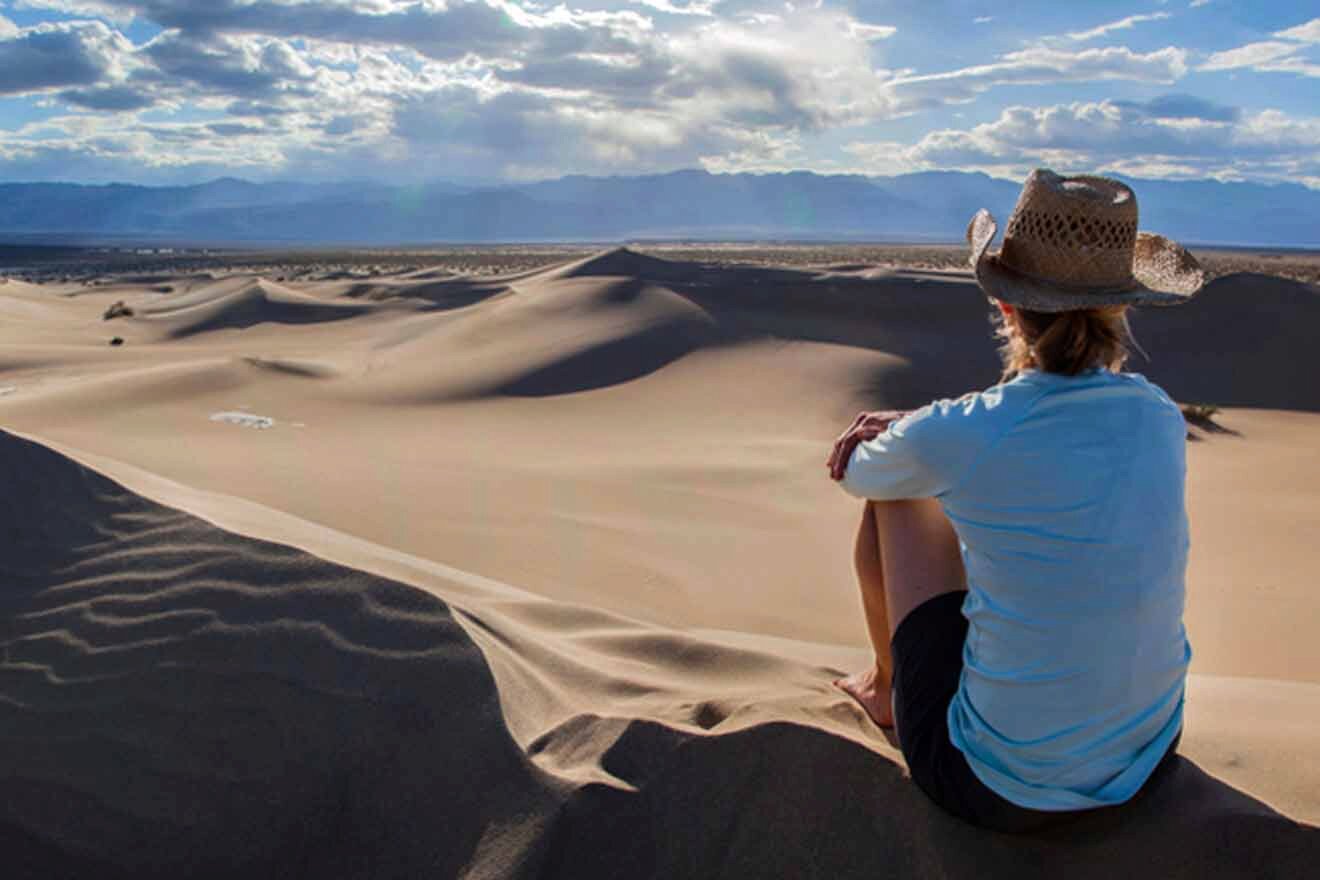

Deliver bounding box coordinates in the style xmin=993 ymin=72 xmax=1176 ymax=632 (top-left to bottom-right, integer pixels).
xmin=828 ymin=411 xmax=908 ymax=481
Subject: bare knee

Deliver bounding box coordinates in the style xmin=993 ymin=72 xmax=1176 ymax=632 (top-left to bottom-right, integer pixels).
xmin=871 ymin=498 xmax=957 ymax=547
xmin=870 ymin=498 xmax=966 ymax=631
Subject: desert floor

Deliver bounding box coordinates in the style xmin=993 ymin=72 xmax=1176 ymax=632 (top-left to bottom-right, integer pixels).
xmin=1 ymin=245 xmax=1316 ymax=877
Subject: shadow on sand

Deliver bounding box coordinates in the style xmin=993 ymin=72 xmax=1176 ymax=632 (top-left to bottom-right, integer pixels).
xmin=404 ymin=248 xmax=1320 ymax=413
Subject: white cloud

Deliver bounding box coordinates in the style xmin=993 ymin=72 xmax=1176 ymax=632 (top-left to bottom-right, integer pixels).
xmin=1277 ymin=18 xmax=1320 ymax=43
xmin=844 ymin=99 xmax=1320 ymax=185
xmin=1255 ymin=57 xmax=1320 ymax=77
xmin=1202 ymin=41 xmax=1298 ymax=71
xmin=13 ymin=1 xmax=136 ymax=25
xmin=885 ymin=46 xmax=1188 ymax=112
xmin=1064 ymin=12 xmax=1171 ymax=43
xmin=1236 ymin=108 xmax=1320 ymax=151
xmin=0 ymin=2 xmax=906 ymax=182
xmin=143 ymin=31 xmax=320 ymax=94
xmin=628 ymin=0 xmax=715 ymax=16
xmin=973 ymin=16 xmax=993 ymax=25
xmin=0 ymin=20 xmax=138 ymax=95
xmin=0 ymin=111 xmax=286 ymax=180
xmin=662 ymin=10 xmax=898 ymax=129
xmin=838 ymin=139 xmax=928 ymax=175
xmin=698 ymin=129 xmax=807 ymax=174
xmin=1098 ymin=157 xmax=1207 ymax=179
xmin=848 ymin=22 xmax=896 ymax=42
xmin=0 ymin=1 xmax=1308 ymax=187
xmin=1189 ymin=0 xmax=1211 ymax=8
xmin=1199 ymin=17 xmax=1320 ymax=77
xmin=20 ymin=0 xmax=656 ymax=63
xmin=0 ymin=5 xmax=1203 ymax=182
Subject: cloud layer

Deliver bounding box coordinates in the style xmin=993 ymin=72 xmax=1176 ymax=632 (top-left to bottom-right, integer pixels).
xmin=847 ymin=97 xmax=1320 ymax=186
xmin=0 ymin=2 xmax=1316 ymax=186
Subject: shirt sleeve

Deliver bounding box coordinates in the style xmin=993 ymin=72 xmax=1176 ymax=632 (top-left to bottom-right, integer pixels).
xmin=838 ymin=390 xmax=996 ymax=501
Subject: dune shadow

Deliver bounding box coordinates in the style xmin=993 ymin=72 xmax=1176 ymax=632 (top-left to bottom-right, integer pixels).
xmin=141 ymin=283 xmax=374 ymax=339
xmin=622 ymin=261 xmax=1005 ymax=410
xmin=535 ymin=716 xmax=1317 ymax=879
xmin=339 ymin=250 xmax=1320 ymax=410
xmin=343 ymin=277 xmax=513 ymax=312
xmin=494 ymin=318 xmax=729 ymax=398
xmin=552 ymin=254 xmax=1320 ymax=413
xmin=0 ymin=430 xmax=559 ymax=880
xmin=241 ymin=356 xmax=338 ymax=379
xmin=1130 ymin=273 xmax=1320 ymax=413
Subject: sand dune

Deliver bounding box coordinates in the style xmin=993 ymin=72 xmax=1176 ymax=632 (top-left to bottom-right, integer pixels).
xmin=2 ymin=428 xmax=1316 ymax=878
xmin=359 ymin=274 xmax=724 ymax=401
xmin=130 ymin=276 xmax=377 ymax=339
xmin=1 ymin=430 xmax=556 ymax=878
xmin=2 ymin=247 xmax=1318 ymax=874
xmin=1135 ymin=272 xmax=1320 ymax=411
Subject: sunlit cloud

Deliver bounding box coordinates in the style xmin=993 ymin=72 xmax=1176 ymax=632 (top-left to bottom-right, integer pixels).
xmin=0 ymin=1 xmax=1314 ymax=185
xmin=844 ymin=98 xmax=1320 ymax=185
xmin=1063 ymin=12 xmax=1171 ymax=44
xmin=1201 ymin=17 xmax=1320 ymax=77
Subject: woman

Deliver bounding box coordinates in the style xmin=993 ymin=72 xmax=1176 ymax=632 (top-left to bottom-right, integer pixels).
xmin=828 ymin=170 xmax=1205 ymax=832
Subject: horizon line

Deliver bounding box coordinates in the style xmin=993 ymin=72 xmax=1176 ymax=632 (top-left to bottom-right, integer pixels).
xmin=0 ymin=167 xmax=1301 ymax=191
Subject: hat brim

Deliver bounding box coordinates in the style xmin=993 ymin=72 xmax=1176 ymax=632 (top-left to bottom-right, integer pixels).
xmin=966 ymin=209 xmax=1204 ymax=312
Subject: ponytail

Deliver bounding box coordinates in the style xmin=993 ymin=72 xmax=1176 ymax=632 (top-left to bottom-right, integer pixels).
xmin=996 ymin=305 xmax=1133 ymax=381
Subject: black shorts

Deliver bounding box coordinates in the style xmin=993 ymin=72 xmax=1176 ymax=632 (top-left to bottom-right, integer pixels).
xmin=890 ymin=590 xmax=1182 ymax=833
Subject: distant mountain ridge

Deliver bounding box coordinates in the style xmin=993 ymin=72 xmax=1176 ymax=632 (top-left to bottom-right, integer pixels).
xmin=1 ymin=170 xmax=1317 ymax=248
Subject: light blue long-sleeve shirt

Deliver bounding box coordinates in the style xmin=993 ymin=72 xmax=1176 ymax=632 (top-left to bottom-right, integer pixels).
xmin=841 ymin=368 xmax=1189 ymax=811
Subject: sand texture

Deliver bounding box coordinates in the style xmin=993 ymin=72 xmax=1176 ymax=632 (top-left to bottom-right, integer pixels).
xmin=2 ymin=248 xmax=1318 ymax=876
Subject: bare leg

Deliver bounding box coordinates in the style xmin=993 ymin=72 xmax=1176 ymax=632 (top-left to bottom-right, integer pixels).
xmin=836 ymin=498 xmax=966 ymax=729
xmin=835 ymin=500 xmax=895 ymax=726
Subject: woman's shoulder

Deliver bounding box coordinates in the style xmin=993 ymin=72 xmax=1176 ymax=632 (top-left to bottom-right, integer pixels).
xmin=902 ymin=378 xmax=1038 ymax=439
xmin=1018 ymin=368 xmax=1180 ymax=410
xmin=1113 ymin=371 xmax=1179 ymax=405
xmin=1103 ymin=372 xmax=1187 ymax=429
xmin=902 ymin=368 xmax=1178 ymax=442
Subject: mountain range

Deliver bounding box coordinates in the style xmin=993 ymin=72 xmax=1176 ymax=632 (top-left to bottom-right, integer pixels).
xmin=1 ymin=170 xmax=1317 ymax=248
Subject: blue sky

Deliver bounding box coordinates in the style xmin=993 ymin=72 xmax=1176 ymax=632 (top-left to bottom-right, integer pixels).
xmin=0 ymin=0 xmax=1317 ymax=186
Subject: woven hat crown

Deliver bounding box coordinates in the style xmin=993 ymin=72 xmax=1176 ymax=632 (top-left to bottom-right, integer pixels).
xmin=1000 ymin=170 xmax=1139 ymax=290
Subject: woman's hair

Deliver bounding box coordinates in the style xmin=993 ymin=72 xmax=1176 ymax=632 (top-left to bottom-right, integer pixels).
xmin=994 ymin=304 xmax=1134 ymax=381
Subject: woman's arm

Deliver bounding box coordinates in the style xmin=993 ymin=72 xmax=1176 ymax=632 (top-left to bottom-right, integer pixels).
xmin=827 ymin=410 xmax=910 ymax=481
xmin=829 ymin=390 xmax=1003 ymax=501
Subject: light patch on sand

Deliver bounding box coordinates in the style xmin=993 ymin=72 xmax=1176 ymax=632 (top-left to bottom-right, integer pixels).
xmin=210 ymin=411 xmax=275 ymax=429
xmin=0 ymin=386 xmax=15 ymax=396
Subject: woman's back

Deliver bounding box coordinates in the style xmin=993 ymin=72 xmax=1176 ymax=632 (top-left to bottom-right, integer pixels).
xmin=843 ymin=368 xmax=1190 ymax=810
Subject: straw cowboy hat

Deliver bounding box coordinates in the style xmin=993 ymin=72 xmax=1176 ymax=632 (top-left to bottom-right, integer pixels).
xmin=967 ymin=169 xmax=1206 ymax=312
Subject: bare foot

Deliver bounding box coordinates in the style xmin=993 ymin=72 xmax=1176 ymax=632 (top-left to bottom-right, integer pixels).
xmin=835 ymin=666 xmax=895 ymax=729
